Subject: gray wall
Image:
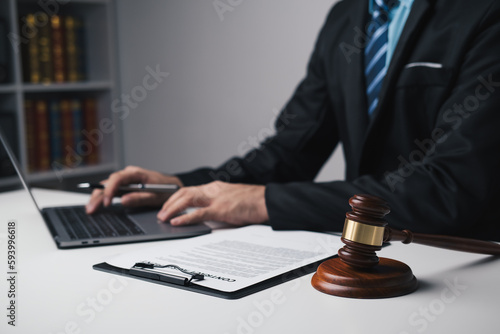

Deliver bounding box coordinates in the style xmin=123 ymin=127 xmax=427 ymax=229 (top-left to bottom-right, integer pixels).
xmin=115 ymin=0 xmax=344 ymax=182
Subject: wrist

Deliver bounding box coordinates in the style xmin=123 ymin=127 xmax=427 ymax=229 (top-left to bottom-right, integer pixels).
xmin=256 ymin=185 xmax=269 ymax=223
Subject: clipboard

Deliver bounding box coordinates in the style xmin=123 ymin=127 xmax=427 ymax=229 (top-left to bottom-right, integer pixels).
xmin=93 ymin=255 xmax=336 ymax=300
xmin=92 ymin=226 xmax=342 ymax=299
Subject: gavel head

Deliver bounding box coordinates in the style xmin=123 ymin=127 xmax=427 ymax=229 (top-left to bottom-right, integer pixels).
xmin=338 ymin=194 xmax=391 ymax=268
xmin=311 ymin=194 xmax=418 ymax=298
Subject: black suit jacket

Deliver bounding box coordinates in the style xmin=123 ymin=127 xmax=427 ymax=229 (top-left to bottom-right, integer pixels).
xmin=177 ymin=0 xmax=500 ymax=240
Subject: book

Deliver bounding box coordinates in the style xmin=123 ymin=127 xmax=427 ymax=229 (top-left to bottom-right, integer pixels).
xmin=24 ymin=100 xmax=37 ymax=172
xmin=51 ymin=15 xmax=66 ymax=83
xmin=24 ymin=14 xmax=41 ymax=83
xmin=59 ymin=99 xmax=74 ymax=167
xmin=70 ymin=98 xmax=83 ymax=158
xmin=65 ymin=16 xmax=86 ymax=82
xmin=38 ymin=13 xmax=53 ymax=84
xmin=34 ymin=100 xmax=51 ymax=170
xmin=48 ymin=100 xmax=63 ymax=165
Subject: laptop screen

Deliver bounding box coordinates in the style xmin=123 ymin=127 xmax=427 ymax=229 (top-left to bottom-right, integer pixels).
xmin=0 ymin=127 xmax=40 ymax=213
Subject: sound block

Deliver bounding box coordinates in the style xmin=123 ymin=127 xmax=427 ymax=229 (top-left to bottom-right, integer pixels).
xmin=311 ymin=257 xmax=418 ymax=298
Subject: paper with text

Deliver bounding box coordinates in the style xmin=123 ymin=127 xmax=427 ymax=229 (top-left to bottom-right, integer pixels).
xmin=106 ymin=225 xmax=341 ymax=292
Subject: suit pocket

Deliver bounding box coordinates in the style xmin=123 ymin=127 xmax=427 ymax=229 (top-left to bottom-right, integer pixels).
xmin=404 ymin=62 xmax=443 ymax=69
xmin=396 ymin=66 xmax=453 ymax=88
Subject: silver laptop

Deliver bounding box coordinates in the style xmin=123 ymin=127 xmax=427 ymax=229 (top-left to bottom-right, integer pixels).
xmin=0 ymin=128 xmax=211 ymax=249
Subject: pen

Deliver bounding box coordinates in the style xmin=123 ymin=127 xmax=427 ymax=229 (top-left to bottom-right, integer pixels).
xmin=77 ymin=182 xmax=179 ymax=194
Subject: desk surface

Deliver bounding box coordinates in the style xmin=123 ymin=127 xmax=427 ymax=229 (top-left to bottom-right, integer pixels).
xmin=0 ymin=188 xmax=498 ymax=334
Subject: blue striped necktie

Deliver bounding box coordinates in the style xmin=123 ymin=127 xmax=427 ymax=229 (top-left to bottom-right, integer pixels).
xmin=365 ymin=0 xmax=393 ymax=116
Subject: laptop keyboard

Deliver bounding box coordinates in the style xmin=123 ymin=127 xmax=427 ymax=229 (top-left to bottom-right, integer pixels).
xmin=55 ymin=206 xmax=145 ymax=240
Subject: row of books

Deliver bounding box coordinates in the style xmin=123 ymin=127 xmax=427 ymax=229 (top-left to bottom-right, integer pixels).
xmin=21 ymin=13 xmax=86 ymax=84
xmin=24 ymin=97 xmax=99 ymax=172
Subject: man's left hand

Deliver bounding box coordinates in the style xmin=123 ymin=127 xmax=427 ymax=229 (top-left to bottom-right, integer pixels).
xmin=156 ymin=181 xmax=268 ymax=226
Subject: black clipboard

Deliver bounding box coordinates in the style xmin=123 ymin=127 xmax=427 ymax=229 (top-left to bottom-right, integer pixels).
xmin=93 ymin=255 xmax=336 ymax=300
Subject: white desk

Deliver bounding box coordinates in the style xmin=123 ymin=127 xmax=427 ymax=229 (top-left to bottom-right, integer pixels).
xmin=0 ymin=188 xmax=499 ymax=334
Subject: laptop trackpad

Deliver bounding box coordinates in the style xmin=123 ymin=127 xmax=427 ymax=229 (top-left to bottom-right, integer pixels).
xmin=127 ymin=209 xmax=210 ymax=236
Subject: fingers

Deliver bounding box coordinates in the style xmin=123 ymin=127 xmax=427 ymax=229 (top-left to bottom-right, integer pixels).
xmin=86 ymin=166 xmax=169 ymax=214
xmin=170 ymin=207 xmax=210 ymax=226
xmin=102 ymin=166 xmax=146 ymax=206
xmin=157 ymin=186 xmax=210 ymax=222
xmin=85 ymin=187 xmax=106 ymax=214
xmin=167 ymin=182 xmax=268 ymax=226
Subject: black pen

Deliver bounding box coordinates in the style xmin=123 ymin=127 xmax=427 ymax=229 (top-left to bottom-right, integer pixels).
xmin=77 ymin=182 xmax=179 ymax=194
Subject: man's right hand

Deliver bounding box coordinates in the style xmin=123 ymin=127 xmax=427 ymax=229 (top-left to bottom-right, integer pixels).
xmin=85 ymin=165 xmax=183 ymax=214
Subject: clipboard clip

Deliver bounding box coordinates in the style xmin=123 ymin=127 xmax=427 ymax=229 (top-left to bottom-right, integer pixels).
xmin=129 ymin=261 xmax=204 ymax=286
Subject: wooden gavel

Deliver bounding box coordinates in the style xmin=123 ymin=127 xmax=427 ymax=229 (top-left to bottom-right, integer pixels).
xmin=311 ymin=194 xmax=500 ymax=298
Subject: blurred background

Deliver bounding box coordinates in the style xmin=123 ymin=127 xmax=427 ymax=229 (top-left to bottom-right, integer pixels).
xmin=116 ymin=0 xmax=343 ymax=181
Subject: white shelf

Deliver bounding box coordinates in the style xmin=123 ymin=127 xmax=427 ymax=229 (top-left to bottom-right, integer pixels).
xmin=0 ymin=85 xmax=17 ymax=93
xmin=22 ymin=81 xmax=114 ymax=93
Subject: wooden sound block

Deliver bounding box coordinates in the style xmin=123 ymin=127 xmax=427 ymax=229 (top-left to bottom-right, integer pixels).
xmin=311 ymin=257 xmax=418 ymax=298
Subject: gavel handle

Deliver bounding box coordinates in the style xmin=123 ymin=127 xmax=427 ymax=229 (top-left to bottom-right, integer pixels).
xmin=384 ymin=228 xmax=500 ymax=255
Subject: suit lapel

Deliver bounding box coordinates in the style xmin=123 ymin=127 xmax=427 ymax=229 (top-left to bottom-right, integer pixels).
xmin=342 ymin=0 xmax=371 ymax=176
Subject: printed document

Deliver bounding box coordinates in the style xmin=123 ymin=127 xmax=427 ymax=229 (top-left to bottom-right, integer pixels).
xmin=106 ymin=225 xmax=341 ymax=292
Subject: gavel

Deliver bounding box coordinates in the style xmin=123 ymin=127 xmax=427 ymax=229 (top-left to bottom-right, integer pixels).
xmin=311 ymin=194 xmax=500 ymax=298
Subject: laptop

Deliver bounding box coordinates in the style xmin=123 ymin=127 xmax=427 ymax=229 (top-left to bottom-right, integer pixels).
xmin=0 ymin=128 xmax=211 ymax=249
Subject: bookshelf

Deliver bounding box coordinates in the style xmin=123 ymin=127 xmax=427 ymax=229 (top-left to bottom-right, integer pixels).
xmin=0 ymin=0 xmax=121 ymax=187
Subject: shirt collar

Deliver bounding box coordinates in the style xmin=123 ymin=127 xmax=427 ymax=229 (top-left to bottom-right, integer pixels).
xmin=369 ymin=0 xmax=413 ymax=14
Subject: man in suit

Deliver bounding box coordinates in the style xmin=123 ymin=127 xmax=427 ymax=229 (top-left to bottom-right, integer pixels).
xmin=87 ymin=0 xmax=500 ymax=240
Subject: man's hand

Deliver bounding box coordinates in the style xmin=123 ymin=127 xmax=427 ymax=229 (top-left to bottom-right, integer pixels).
xmin=85 ymin=166 xmax=183 ymax=214
xmin=157 ymin=181 xmax=269 ymax=226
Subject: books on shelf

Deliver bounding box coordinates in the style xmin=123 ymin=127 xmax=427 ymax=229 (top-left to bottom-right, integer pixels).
xmin=1 ymin=0 xmax=116 ymax=183
xmin=21 ymin=13 xmax=86 ymax=84
xmin=24 ymin=97 xmax=100 ymax=172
